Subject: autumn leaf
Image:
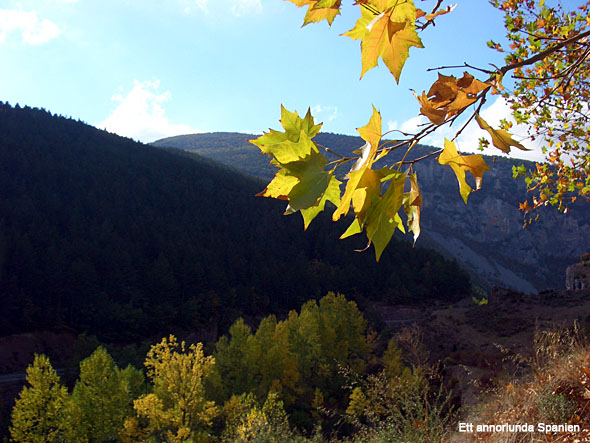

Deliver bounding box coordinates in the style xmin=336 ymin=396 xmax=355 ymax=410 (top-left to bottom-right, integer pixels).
xmin=278 ymin=150 xmax=340 ymax=212
xmin=343 ymin=0 xmax=423 ymax=82
xmin=333 ymin=106 xmax=382 ymax=221
xmin=365 ymin=170 xmax=406 ymax=260
xmin=438 ymin=138 xmax=490 ymax=203
xmin=475 ymin=113 xmax=529 ymax=154
xmin=519 ymin=200 xmax=533 ymax=213
xmin=414 ymin=91 xmax=447 ymax=125
xmin=416 ymin=73 xmax=490 ymax=125
xmin=251 ymin=105 xmax=322 ymax=164
xmin=417 ymin=4 xmax=456 ymax=22
xmin=330 ymin=107 xmax=407 ymax=259
xmin=403 ymin=172 xmax=421 ymax=244
xmin=251 ymin=106 xmax=340 ymax=228
xmin=286 ymin=0 xmax=342 ymax=26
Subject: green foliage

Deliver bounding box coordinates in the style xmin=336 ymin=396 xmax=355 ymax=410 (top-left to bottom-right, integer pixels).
xmin=536 ymin=390 xmax=576 ymax=424
xmin=471 ymin=285 xmax=489 ymax=306
xmin=345 ymin=369 xmax=455 ymax=443
xmin=70 ymin=347 xmax=143 ymax=442
xmin=213 ymin=293 xmax=373 ymax=430
xmin=213 ymin=319 xmax=258 ymax=400
xmin=9 ymin=355 xmax=70 ymax=443
xmin=382 ymin=338 xmax=405 ymax=380
xmin=222 ymin=391 xmax=293 ymax=442
xmin=7 ymin=296 xmax=460 ymax=441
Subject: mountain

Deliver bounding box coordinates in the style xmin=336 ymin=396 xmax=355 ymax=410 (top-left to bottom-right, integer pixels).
xmin=153 ymin=132 xmax=590 ymax=292
xmin=0 ymin=104 xmax=470 ymax=343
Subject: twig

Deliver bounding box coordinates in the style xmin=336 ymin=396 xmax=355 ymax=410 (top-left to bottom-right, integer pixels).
xmin=427 ymin=62 xmax=495 ymax=75
xmin=451 ymin=90 xmax=489 ymax=142
xmin=317 ymin=143 xmax=345 ymax=158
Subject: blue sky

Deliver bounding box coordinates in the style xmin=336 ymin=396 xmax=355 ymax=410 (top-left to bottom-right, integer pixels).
xmin=0 ymin=0 xmax=546 ymax=160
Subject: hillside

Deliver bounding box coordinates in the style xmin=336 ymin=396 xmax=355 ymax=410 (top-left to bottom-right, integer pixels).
xmin=0 ymin=103 xmax=470 ymax=343
xmin=154 ymin=132 xmax=590 ymax=292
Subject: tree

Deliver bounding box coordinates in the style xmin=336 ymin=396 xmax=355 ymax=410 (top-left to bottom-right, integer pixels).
xmin=9 ymin=354 xmax=70 ymax=443
xmin=129 ymin=335 xmax=218 ymax=442
xmin=212 ymin=293 xmax=373 ymax=429
xmin=221 ymin=391 xmax=292 ymax=442
xmin=213 ymin=319 xmax=258 ymax=400
xmin=283 ymin=292 xmax=373 ymax=408
xmin=491 ymin=1 xmax=590 ymax=216
xmin=70 ymin=346 xmax=143 ymax=442
xmin=251 ymin=0 xmax=590 ymax=259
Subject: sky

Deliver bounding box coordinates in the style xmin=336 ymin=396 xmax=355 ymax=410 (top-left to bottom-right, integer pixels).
xmin=0 ymin=0 xmax=549 ymax=161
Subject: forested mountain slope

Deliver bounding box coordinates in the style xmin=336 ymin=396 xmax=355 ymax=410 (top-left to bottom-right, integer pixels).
xmin=154 ymin=132 xmax=590 ymax=291
xmin=0 ymin=104 xmax=470 ymax=342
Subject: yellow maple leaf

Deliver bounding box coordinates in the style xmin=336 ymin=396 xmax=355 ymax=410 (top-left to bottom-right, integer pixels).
xmin=475 ymin=113 xmax=529 ymax=154
xmin=344 ymin=1 xmax=423 ymax=82
xmin=333 ymin=106 xmax=382 ymax=221
xmin=438 ymin=139 xmax=490 ymax=204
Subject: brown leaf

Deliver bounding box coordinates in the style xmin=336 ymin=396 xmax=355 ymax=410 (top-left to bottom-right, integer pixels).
xmin=414 ymin=91 xmax=447 ymax=125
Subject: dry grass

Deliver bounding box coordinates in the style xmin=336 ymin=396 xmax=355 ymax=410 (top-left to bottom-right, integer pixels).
xmin=457 ymin=323 xmax=590 ymax=442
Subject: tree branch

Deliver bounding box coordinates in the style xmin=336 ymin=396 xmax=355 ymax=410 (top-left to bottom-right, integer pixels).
xmin=499 ymin=29 xmax=590 ymax=76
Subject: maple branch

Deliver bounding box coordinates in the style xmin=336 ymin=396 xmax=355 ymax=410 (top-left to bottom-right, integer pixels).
xmin=396 ymin=148 xmax=443 ymax=166
xmin=317 ymin=144 xmax=345 ymax=159
xmin=427 ymin=63 xmax=495 ymax=75
xmin=358 ymin=2 xmax=379 ymax=16
xmin=326 ymin=156 xmax=355 ymax=168
xmin=499 ymin=29 xmax=590 ymax=76
xmin=527 ymin=45 xmax=590 ymax=115
xmin=451 ymin=91 xmax=489 ymax=143
xmin=415 ymin=0 xmax=444 ymax=31
xmin=516 ymin=29 xmax=564 ymax=42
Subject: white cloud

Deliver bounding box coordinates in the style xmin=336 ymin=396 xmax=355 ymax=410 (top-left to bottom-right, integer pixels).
xmin=231 ymin=0 xmax=262 ymax=17
xmin=98 ymin=80 xmax=200 ymax=143
xmin=311 ymin=104 xmax=338 ymax=122
xmin=387 ymin=97 xmax=546 ymax=162
xmin=183 ymin=0 xmax=208 ymax=14
xmin=387 ymin=115 xmax=427 ymax=137
xmin=0 ymin=9 xmax=62 ymax=45
xmin=181 ymin=0 xmax=261 ymax=16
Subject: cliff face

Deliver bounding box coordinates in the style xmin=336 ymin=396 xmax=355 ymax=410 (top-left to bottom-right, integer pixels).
xmin=415 ymin=156 xmax=590 ymax=292
xmin=153 ymin=133 xmax=590 ymax=292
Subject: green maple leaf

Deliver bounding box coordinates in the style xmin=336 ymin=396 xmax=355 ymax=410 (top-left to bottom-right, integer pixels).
xmin=252 ymin=106 xmax=340 ymax=228
xmin=365 ymin=170 xmax=406 ymax=261
xmin=300 ymin=173 xmax=341 ymax=229
xmin=251 ymin=106 xmax=322 ymax=164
